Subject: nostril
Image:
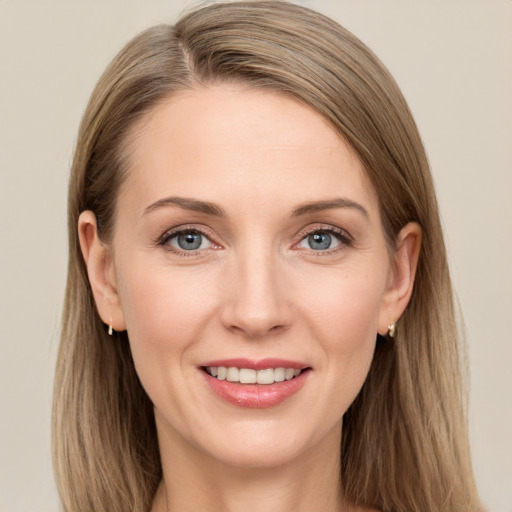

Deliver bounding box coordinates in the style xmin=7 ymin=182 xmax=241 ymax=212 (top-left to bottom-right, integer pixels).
xmin=218 ymin=269 xmax=292 ymax=337
xmin=223 ymin=317 xmax=290 ymax=339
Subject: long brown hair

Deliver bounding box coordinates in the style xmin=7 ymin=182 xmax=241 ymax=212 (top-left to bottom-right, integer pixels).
xmin=53 ymin=2 xmax=483 ymax=511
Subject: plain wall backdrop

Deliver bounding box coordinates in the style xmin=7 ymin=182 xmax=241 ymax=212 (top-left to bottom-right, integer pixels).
xmin=1 ymin=1 xmax=511 ymax=511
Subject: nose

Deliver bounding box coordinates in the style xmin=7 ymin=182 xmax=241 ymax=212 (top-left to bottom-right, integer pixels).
xmin=219 ymin=247 xmax=292 ymax=339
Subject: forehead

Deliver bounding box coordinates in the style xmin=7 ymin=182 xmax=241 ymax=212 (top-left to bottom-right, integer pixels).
xmin=120 ymin=85 xmax=379 ymax=217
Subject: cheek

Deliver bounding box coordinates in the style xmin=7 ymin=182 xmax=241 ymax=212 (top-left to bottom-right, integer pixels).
xmin=116 ymin=260 xmax=218 ymax=380
xmin=120 ymin=259 xmax=213 ymax=333
xmin=300 ymin=263 xmax=387 ymax=343
xmin=297 ymin=263 xmax=387 ymax=402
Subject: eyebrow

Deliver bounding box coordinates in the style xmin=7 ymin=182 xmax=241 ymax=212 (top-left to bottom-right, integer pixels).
xmin=291 ymin=197 xmax=369 ymax=219
xmin=143 ymin=196 xmax=226 ymax=217
xmin=143 ymin=195 xmax=369 ymax=219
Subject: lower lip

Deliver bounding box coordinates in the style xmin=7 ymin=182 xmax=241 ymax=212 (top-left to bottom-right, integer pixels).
xmin=201 ymin=369 xmax=310 ymax=408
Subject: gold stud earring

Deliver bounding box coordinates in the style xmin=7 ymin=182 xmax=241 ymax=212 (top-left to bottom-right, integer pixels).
xmin=388 ymin=322 xmax=396 ymax=338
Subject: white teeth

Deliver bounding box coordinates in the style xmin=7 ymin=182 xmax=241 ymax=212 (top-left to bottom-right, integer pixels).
xmin=257 ymin=368 xmax=275 ymax=385
xmin=239 ymin=368 xmax=257 ymax=384
xmin=274 ymin=367 xmax=285 ymax=382
xmin=226 ymin=367 xmax=239 ymax=382
xmin=206 ymin=366 xmax=304 ymax=384
xmin=285 ymin=368 xmax=295 ymax=380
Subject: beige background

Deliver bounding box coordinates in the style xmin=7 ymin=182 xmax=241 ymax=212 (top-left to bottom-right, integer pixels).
xmin=1 ymin=1 xmax=511 ymax=511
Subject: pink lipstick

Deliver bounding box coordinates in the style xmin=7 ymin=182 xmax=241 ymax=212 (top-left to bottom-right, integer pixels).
xmin=200 ymin=358 xmax=311 ymax=408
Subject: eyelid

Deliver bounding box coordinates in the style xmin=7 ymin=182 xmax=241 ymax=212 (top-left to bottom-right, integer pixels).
xmin=156 ymin=224 xmax=221 ymax=254
xmin=293 ymin=224 xmax=353 ymax=251
xmin=155 ymin=222 xmax=352 ymax=255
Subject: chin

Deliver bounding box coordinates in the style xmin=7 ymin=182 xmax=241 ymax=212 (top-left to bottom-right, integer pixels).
xmin=210 ymin=440 xmax=311 ymax=469
xmin=192 ymin=416 xmax=342 ymax=470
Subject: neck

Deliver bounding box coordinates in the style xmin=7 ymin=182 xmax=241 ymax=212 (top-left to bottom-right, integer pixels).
xmin=152 ymin=417 xmax=348 ymax=512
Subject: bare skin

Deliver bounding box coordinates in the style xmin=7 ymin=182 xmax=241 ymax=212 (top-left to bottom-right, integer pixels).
xmin=152 ymin=415 xmax=346 ymax=512
xmin=79 ymin=85 xmax=420 ymax=512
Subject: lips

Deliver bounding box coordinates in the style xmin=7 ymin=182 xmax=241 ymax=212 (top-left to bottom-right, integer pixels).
xmin=200 ymin=358 xmax=311 ymax=408
xmin=205 ymin=366 xmax=303 ymax=384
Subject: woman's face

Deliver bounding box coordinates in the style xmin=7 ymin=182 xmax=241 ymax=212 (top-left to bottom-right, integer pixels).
xmin=89 ymin=85 xmax=411 ymax=468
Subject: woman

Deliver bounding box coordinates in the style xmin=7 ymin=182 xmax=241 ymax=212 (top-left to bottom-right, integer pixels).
xmin=52 ymin=1 xmax=483 ymax=511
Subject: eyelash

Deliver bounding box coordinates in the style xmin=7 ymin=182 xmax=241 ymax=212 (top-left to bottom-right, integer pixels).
xmin=156 ymin=224 xmax=353 ymax=257
xmin=156 ymin=225 xmax=219 ymax=257
xmin=295 ymin=225 xmax=353 ymax=256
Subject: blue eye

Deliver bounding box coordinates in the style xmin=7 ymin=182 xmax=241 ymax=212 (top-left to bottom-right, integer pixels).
xmin=308 ymin=232 xmax=333 ymax=250
xmin=167 ymin=230 xmax=213 ymax=251
xmin=297 ymin=229 xmax=344 ymax=251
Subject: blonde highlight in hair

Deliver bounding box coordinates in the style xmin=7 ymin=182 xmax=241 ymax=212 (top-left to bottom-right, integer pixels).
xmin=53 ymin=2 xmax=483 ymax=511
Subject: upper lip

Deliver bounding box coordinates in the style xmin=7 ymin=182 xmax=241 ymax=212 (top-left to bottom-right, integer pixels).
xmin=200 ymin=358 xmax=310 ymax=371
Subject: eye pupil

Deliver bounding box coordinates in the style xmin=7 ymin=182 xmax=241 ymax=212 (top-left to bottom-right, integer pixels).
xmin=177 ymin=232 xmax=202 ymax=250
xmin=308 ymin=232 xmax=331 ymax=250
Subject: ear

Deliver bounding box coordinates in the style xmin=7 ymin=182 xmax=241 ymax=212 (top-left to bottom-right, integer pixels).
xmin=377 ymin=222 xmax=422 ymax=336
xmin=78 ymin=210 xmax=126 ymax=332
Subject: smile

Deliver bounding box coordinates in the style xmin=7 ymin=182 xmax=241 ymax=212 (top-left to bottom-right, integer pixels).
xmin=200 ymin=359 xmax=311 ymax=408
xmin=204 ymin=366 xmax=302 ymax=384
